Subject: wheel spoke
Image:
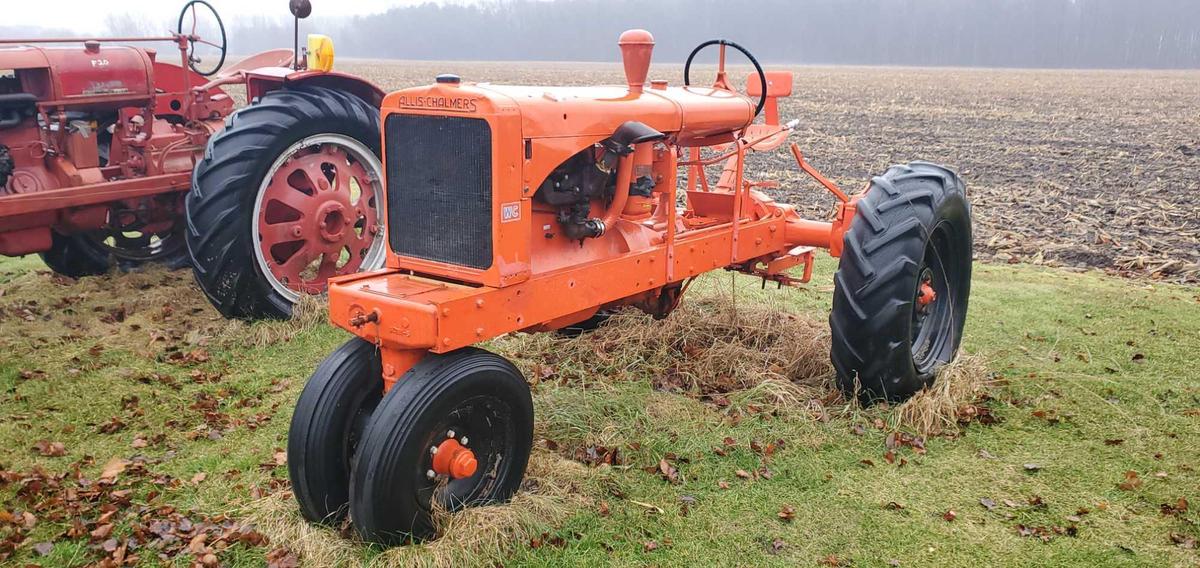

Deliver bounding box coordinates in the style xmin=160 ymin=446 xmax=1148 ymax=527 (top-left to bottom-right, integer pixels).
xmin=277 ymin=243 xmax=314 ymax=274
xmin=258 ymin=220 xmax=304 ymax=245
xmin=266 ymin=179 xmax=318 ymax=214
xmin=315 ymin=252 xmax=339 ymax=281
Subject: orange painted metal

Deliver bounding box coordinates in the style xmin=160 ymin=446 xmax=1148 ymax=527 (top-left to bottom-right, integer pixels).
xmin=431 ymin=438 xmax=478 ymax=479
xmin=917 ymin=281 xmax=937 ymax=307
xmin=327 ymin=30 xmax=863 ymax=389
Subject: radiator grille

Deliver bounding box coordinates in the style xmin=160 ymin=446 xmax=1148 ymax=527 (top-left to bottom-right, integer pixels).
xmin=385 ymin=114 xmax=493 ymax=269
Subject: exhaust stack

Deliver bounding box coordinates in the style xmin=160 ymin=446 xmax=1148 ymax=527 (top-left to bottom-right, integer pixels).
xmin=618 ymin=29 xmax=654 ymax=94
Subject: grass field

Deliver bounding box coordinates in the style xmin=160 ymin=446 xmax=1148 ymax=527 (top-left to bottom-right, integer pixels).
xmin=2 ymin=62 xmax=1200 ymax=566
xmin=1 ymin=254 xmax=1197 ymax=566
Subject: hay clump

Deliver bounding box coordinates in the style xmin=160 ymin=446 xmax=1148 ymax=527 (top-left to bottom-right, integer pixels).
xmin=893 ymin=354 xmax=995 ymax=436
xmin=239 ymin=292 xmax=329 ymax=347
xmin=507 ymin=294 xmax=837 ymax=414
xmin=246 ymin=450 xmax=584 ymax=568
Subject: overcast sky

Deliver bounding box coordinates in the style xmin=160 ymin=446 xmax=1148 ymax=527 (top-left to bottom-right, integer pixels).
xmin=4 ymin=0 xmax=447 ymax=33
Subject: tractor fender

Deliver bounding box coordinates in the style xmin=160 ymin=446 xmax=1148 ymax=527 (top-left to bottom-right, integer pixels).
xmin=245 ymin=68 xmax=384 ymax=109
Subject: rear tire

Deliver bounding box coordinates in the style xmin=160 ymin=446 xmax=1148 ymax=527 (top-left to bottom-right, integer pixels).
xmin=349 ymin=348 xmax=533 ymax=544
xmin=288 ymin=338 xmax=383 ymax=525
xmin=830 ymin=162 xmax=972 ymax=402
xmin=185 ymin=85 xmax=385 ymax=320
xmin=556 ymin=309 xmax=613 ymax=337
xmin=40 ymin=224 xmax=189 ymax=278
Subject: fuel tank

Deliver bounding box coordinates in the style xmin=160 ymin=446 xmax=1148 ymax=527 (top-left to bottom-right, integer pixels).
xmin=0 ymin=43 xmax=154 ymax=106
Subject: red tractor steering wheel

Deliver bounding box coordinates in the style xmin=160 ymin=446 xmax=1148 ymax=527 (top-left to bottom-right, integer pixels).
xmin=683 ymin=39 xmax=768 ymax=118
xmin=176 ymin=0 xmax=227 ymax=76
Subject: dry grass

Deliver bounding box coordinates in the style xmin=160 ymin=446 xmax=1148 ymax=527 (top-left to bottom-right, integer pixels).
xmin=892 ymin=354 xmax=994 ymax=435
xmin=245 ymin=451 xmax=586 ymax=568
xmin=503 ymin=290 xmax=993 ymax=436
xmin=520 ymin=295 xmax=836 ymax=411
xmin=239 ymin=293 xmax=328 ymax=347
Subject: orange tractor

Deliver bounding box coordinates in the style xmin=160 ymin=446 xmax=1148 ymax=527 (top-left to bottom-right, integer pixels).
xmin=288 ymin=31 xmax=972 ymax=543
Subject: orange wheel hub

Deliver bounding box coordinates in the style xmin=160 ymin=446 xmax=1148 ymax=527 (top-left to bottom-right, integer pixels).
xmin=431 ymin=438 xmax=478 ymax=479
xmin=917 ymin=280 xmax=937 ymax=308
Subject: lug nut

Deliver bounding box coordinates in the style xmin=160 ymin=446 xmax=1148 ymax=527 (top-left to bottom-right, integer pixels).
xmin=426 ymin=469 xmax=436 ymax=479
xmin=429 ymin=446 xmax=438 ymax=455
xmin=447 ymin=430 xmax=456 ymax=438
xmin=460 ymin=436 xmax=469 ymax=446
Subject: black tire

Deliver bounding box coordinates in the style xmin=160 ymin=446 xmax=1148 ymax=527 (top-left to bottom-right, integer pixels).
xmin=349 ymin=347 xmax=533 ymax=544
xmin=185 ymin=85 xmax=382 ymax=320
xmin=40 ymin=225 xmax=189 ymax=278
xmin=556 ymin=309 xmax=614 ymax=337
xmin=830 ymin=162 xmax=972 ymax=402
xmin=288 ymin=338 xmax=383 ymax=525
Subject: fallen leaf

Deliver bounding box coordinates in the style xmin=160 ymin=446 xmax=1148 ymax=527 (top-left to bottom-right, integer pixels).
xmin=90 ymin=523 xmax=114 ymax=540
xmin=980 ymin=498 xmax=997 ymax=510
xmin=657 ymin=458 xmax=679 ymax=483
xmin=32 ymin=439 xmax=66 ymax=457
xmin=735 ymin=469 xmax=751 ymax=479
xmin=1169 ymin=532 xmax=1197 ymax=549
xmin=266 ymin=547 xmax=301 ymax=568
xmin=97 ymin=417 xmax=127 ymax=434
xmin=99 ymin=457 xmax=129 ymax=481
xmin=820 ymin=553 xmax=849 ymax=566
xmin=1023 ymin=463 xmax=1042 ymax=472
xmin=1118 ymin=470 xmax=1143 ymax=491
xmin=643 ymin=540 xmax=659 ymax=552
xmin=778 ymin=505 xmax=796 ymax=521
xmin=189 ymin=533 xmax=208 ymax=554
xmin=33 ymin=542 xmax=53 ymax=556
xmin=943 ymin=510 xmax=958 ymax=522
xmin=191 ymin=472 xmax=207 ymax=484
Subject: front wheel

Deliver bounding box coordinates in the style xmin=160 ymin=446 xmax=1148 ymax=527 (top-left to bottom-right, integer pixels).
xmin=287 ymin=338 xmax=383 ymax=525
xmin=830 ymin=162 xmax=972 ymax=402
xmin=185 ymin=85 xmax=386 ymax=320
xmin=349 ymin=348 xmax=534 ymax=544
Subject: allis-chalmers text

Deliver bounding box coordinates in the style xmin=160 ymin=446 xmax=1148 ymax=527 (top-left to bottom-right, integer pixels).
xmin=396 ymin=95 xmax=478 ymax=112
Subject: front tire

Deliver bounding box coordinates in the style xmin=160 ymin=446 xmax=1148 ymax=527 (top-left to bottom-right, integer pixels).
xmin=349 ymin=348 xmax=534 ymax=544
xmin=288 ymin=338 xmax=383 ymax=525
xmin=830 ymin=162 xmax=972 ymax=402
xmin=185 ymin=85 xmax=386 ymax=320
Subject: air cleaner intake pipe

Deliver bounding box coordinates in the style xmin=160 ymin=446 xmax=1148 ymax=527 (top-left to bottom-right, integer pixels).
xmin=618 ymin=29 xmax=654 ymax=94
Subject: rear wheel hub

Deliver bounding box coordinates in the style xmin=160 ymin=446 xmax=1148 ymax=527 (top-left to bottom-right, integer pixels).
xmin=253 ymin=135 xmax=385 ymax=298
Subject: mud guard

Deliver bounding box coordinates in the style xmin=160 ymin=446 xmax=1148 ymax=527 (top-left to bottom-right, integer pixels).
xmin=247 ymin=69 xmax=385 ymax=109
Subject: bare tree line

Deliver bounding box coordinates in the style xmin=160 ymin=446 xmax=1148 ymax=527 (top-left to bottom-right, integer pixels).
xmin=234 ymin=0 xmax=1200 ymax=68
xmin=5 ymin=0 xmax=1199 ymax=68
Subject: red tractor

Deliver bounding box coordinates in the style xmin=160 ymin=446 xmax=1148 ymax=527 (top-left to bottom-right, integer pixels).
xmin=0 ymin=0 xmax=387 ymax=319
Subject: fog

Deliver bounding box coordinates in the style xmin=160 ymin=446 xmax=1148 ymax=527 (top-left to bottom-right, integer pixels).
xmin=7 ymin=0 xmax=1200 ymax=69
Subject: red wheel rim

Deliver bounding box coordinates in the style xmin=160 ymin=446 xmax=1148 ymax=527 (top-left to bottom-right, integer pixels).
xmin=257 ymin=142 xmax=382 ymax=295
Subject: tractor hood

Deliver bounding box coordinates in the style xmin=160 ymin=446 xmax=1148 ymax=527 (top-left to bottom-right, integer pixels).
xmin=382 ymin=80 xmax=755 ymax=143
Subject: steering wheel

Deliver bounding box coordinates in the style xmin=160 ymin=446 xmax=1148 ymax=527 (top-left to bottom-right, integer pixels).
xmin=683 ymin=39 xmax=767 ymax=118
xmin=176 ymin=0 xmax=227 ymax=76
